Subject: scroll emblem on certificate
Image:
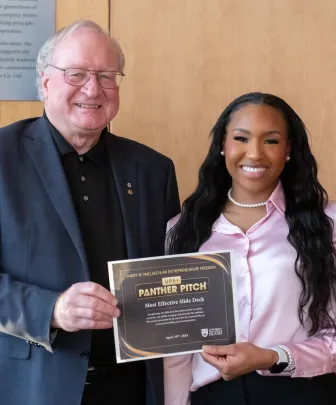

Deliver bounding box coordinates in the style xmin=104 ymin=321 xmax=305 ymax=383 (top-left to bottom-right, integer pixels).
xmin=108 ymin=251 xmax=239 ymax=363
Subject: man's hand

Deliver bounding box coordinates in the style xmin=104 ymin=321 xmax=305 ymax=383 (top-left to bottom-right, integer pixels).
xmin=51 ymin=282 xmax=120 ymax=332
xmin=201 ymin=342 xmax=278 ymax=380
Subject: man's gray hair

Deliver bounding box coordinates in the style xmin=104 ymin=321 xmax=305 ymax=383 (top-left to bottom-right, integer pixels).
xmin=36 ymin=19 xmax=125 ymax=101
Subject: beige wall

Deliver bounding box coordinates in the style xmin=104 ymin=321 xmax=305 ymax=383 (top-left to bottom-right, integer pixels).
xmin=0 ymin=0 xmax=109 ymax=126
xmin=110 ymin=0 xmax=336 ymax=200
xmin=1 ymin=1 xmax=336 ymax=200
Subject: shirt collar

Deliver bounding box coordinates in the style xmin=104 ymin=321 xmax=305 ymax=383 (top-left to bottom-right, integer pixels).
xmin=43 ymin=111 xmax=108 ymax=165
xmin=268 ymin=181 xmax=286 ymax=216
xmin=213 ymin=182 xmax=286 ymax=233
xmin=85 ymin=130 xmax=107 ymax=166
xmin=43 ymin=111 xmax=74 ymax=156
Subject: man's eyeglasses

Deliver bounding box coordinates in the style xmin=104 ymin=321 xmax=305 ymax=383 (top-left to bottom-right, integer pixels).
xmin=47 ymin=65 xmax=125 ymax=89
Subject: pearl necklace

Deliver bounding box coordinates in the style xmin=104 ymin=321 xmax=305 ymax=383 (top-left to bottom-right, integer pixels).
xmin=227 ymin=188 xmax=267 ymax=208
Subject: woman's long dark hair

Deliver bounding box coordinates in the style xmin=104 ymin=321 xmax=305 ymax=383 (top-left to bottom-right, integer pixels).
xmin=168 ymin=92 xmax=336 ymax=335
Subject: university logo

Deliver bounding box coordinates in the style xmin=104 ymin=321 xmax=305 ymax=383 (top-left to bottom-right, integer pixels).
xmin=201 ymin=328 xmax=208 ymax=337
xmin=209 ymin=328 xmax=223 ymax=336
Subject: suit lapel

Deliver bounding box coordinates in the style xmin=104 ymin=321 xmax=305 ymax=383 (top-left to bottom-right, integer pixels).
xmin=106 ymin=135 xmax=140 ymax=259
xmin=23 ymin=118 xmax=88 ymax=273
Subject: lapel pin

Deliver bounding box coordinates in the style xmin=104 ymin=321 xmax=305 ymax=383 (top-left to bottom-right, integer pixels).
xmin=127 ymin=183 xmax=132 ymax=188
xmin=128 ymin=189 xmax=134 ymax=195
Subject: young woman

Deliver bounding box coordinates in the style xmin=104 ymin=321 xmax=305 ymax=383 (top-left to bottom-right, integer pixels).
xmin=164 ymin=93 xmax=336 ymax=405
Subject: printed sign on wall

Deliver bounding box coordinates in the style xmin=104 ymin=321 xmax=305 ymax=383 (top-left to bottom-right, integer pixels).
xmin=0 ymin=0 xmax=55 ymax=100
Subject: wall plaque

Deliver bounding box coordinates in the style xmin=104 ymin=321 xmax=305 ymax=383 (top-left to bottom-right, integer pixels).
xmin=0 ymin=0 xmax=55 ymax=100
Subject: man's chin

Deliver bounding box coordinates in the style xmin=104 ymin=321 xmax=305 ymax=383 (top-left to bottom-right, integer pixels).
xmin=73 ymin=120 xmax=107 ymax=133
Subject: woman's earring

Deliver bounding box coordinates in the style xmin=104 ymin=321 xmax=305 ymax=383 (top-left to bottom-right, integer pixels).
xmin=286 ymin=155 xmax=290 ymax=162
xmin=221 ymin=151 xmax=225 ymax=156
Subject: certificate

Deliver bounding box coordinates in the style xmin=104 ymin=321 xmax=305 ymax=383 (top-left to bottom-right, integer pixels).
xmin=108 ymin=251 xmax=239 ymax=363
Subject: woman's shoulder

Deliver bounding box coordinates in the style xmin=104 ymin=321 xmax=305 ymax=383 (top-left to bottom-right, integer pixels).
xmin=325 ymin=201 xmax=336 ymax=221
xmin=167 ymin=213 xmax=181 ymax=232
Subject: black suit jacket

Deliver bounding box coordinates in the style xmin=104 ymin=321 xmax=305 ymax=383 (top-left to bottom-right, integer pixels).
xmin=0 ymin=117 xmax=180 ymax=405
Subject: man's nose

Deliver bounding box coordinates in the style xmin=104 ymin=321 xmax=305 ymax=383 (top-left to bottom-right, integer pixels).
xmin=81 ymin=73 xmax=101 ymax=97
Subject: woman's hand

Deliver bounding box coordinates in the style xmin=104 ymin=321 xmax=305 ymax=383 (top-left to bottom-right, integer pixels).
xmin=201 ymin=342 xmax=278 ymax=380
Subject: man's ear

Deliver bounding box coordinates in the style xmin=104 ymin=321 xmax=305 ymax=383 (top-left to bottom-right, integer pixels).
xmin=41 ymin=71 xmax=50 ymax=99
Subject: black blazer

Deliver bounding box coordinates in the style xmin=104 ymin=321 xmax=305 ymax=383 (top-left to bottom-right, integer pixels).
xmin=0 ymin=117 xmax=180 ymax=405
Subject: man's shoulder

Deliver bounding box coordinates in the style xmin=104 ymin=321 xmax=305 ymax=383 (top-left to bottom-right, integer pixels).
xmin=0 ymin=117 xmax=41 ymax=141
xmin=108 ymin=133 xmax=173 ymax=167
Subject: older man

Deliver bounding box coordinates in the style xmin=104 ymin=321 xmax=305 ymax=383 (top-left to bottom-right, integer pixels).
xmin=0 ymin=20 xmax=179 ymax=405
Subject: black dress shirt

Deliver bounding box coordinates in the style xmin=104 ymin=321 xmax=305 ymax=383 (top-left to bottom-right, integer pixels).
xmin=43 ymin=114 xmax=145 ymax=395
